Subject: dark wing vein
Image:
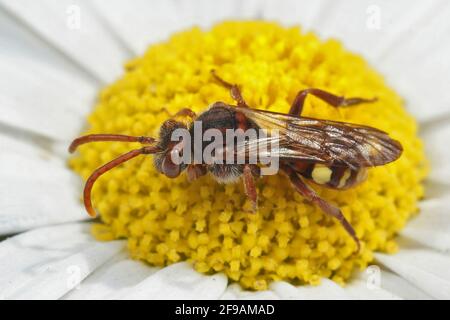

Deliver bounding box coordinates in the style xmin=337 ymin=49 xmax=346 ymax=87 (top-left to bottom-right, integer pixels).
xmin=235 ymin=106 xmax=403 ymax=169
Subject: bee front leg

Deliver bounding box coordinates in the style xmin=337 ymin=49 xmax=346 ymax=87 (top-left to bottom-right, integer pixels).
xmin=282 ymin=165 xmax=361 ymax=253
xmin=211 ymin=70 xmax=249 ymax=108
xmin=289 ymin=88 xmax=377 ymax=116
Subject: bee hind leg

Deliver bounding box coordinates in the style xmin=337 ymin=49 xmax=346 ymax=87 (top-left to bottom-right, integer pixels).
xmin=211 ymin=70 xmax=248 ymax=108
xmin=282 ymin=165 xmax=361 ymax=253
xmin=289 ymin=88 xmax=377 ymax=116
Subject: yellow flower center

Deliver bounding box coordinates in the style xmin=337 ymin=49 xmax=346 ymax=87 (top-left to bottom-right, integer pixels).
xmin=70 ymin=21 xmax=428 ymax=290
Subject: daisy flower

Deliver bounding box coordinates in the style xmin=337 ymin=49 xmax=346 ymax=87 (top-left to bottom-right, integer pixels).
xmin=0 ymin=0 xmax=449 ymax=300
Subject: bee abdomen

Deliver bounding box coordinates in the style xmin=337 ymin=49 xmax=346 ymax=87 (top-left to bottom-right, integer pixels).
xmin=294 ymin=163 xmax=367 ymax=189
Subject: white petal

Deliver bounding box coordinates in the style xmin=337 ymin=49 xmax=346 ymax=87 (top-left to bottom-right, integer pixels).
xmin=112 ymin=262 xmax=228 ymax=300
xmin=262 ymin=0 xmax=450 ymax=122
xmin=400 ymin=117 xmax=450 ymax=252
xmin=0 ymin=222 xmax=125 ymax=299
xmin=270 ymin=267 xmax=430 ymax=300
xmin=0 ymin=134 xmax=86 ymax=235
xmin=401 ymin=198 xmax=450 ymax=252
xmin=63 ymin=252 xmax=159 ymax=300
xmin=375 ymin=241 xmax=450 ymax=299
xmin=0 ymin=0 xmax=130 ymax=83
xmin=360 ymin=268 xmax=433 ymax=300
xmin=261 ymin=0 xmax=423 ymax=59
xmin=270 ymin=279 xmax=351 ymax=300
xmin=220 ymin=284 xmax=280 ymax=300
xmin=342 ymin=279 xmax=401 ymax=300
xmin=261 ymin=0 xmax=329 ymax=29
xmin=0 ymin=7 xmax=87 ymax=76
xmin=374 ymin=1 xmax=450 ymax=122
xmin=421 ymin=122 xmax=450 ymax=185
xmin=174 ymin=0 xmax=250 ymax=27
xmin=91 ymin=0 xmax=252 ymax=55
xmin=0 ymin=54 xmax=96 ymax=139
xmin=90 ymin=0 xmax=187 ymax=55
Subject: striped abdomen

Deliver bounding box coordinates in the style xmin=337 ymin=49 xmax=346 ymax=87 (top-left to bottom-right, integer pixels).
xmin=291 ymin=162 xmax=368 ymax=189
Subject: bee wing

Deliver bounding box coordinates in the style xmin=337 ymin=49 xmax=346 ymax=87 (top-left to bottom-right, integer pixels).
xmin=235 ymin=106 xmax=403 ymax=169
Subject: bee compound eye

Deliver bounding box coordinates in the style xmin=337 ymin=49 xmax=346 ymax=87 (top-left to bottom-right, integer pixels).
xmin=162 ymin=153 xmax=181 ymax=178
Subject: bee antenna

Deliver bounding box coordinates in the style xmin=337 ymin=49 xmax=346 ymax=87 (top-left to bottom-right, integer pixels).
xmin=69 ymin=134 xmax=156 ymax=153
xmin=83 ymin=146 xmax=159 ymax=217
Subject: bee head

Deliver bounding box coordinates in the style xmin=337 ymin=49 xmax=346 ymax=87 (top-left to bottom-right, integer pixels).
xmin=154 ymin=119 xmax=189 ymax=178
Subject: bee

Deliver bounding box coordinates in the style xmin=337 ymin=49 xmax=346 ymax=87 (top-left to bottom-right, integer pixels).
xmin=69 ymin=70 xmax=402 ymax=252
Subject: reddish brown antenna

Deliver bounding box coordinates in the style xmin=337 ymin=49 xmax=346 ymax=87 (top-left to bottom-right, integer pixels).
xmin=69 ymin=134 xmax=155 ymax=153
xmin=82 ymin=146 xmax=159 ymax=217
xmin=69 ymin=134 xmax=159 ymax=217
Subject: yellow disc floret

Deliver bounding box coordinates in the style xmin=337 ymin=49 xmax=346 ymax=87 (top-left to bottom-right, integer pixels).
xmin=70 ymin=21 xmax=428 ymax=290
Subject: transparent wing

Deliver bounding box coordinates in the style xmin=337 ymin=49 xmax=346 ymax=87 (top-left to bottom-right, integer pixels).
xmin=234 ymin=106 xmax=403 ymax=169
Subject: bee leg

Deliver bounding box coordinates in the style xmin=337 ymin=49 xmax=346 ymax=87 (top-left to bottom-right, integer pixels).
xmin=289 ymin=88 xmax=377 ymax=116
xmin=211 ymin=69 xmax=249 ymax=108
xmin=163 ymin=107 xmax=197 ymax=119
xmin=243 ymin=164 xmax=259 ymax=212
xmin=174 ymin=108 xmax=197 ymax=119
xmin=186 ymin=164 xmax=207 ymax=182
xmin=282 ymin=165 xmax=361 ymax=253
